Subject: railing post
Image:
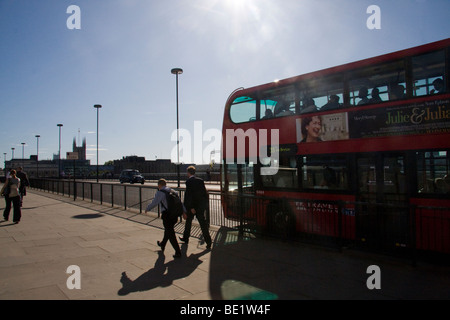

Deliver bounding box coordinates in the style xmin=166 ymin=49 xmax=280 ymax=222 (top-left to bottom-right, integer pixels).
xmin=238 ymin=195 xmax=244 ymax=238
xmin=410 ymin=204 xmax=417 ymax=267
xmin=338 ymin=201 xmax=343 ymax=252
xmin=124 ymin=185 xmax=127 ymax=210
xmin=237 ymin=164 xmax=244 ymax=238
xmin=178 ymin=189 xmax=184 ymax=223
xmin=139 ymin=186 xmax=142 ymax=214
xmin=111 ymin=184 xmax=114 ymax=207
xmin=206 ymin=192 xmax=211 ymax=228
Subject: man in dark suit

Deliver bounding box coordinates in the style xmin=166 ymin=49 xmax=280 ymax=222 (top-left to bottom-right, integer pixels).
xmin=180 ymin=166 xmax=212 ymax=249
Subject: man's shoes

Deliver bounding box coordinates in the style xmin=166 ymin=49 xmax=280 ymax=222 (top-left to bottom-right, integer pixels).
xmin=173 ymin=252 xmax=182 ymax=259
xmin=157 ymin=241 xmax=165 ymax=252
xmin=179 ymin=237 xmax=189 ymax=243
xmin=206 ymin=242 xmax=212 ymax=250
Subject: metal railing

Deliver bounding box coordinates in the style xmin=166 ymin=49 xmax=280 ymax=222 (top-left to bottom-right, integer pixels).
xmin=29 ymin=178 xmax=231 ymax=227
xmin=29 ymin=178 xmax=449 ymax=263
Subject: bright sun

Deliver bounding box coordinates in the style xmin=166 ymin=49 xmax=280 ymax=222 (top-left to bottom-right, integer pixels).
xmin=223 ymin=0 xmax=252 ymax=11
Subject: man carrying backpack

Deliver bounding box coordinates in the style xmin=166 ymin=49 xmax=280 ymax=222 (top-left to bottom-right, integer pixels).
xmin=145 ymin=179 xmax=182 ymax=258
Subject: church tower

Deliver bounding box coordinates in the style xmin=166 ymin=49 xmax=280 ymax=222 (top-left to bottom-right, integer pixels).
xmin=73 ymin=137 xmax=87 ymax=160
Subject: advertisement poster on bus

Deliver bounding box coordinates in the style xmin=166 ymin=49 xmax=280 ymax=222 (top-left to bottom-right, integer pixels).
xmin=296 ymin=99 xmax=450 ymax=143
xmin=348 ymin=99 xmax=450 ymax=139
xmin=296 ymin=112 xmax=349 ymax=143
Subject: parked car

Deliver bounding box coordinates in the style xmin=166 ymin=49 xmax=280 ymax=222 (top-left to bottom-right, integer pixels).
xmin=119 ymin=169 xmax=145 ymax=184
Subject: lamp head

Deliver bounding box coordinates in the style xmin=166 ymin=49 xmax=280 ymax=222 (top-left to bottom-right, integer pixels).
xmin=171 ymin=68 xmax=183 ymax=75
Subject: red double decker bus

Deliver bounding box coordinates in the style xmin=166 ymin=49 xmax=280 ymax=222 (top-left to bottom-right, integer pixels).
xmin=221 ymin=38 xmax=450 ymax=254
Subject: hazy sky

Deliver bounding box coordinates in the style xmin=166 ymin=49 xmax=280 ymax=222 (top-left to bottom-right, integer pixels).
xmin=1 ymin=0 xmax=449 ymax=166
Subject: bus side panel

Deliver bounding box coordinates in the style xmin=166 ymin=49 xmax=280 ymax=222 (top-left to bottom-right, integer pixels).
xmin=342 ymin=203 xmax=356 ymax=240
xmin=411 ymin=198 xmax=450 ymax=254
xmin=221 ymin=193 xmax=266 ymax=225
xmin=288 ymin=194 xmax=356 ymax=240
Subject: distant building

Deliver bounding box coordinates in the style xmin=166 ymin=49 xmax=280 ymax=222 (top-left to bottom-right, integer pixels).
xmin=73 ymin=137 xmax=87 ymax=161
xmin=113 ymin=156 xmax=176 ymax=176
xmin=3 ymin=146 xmax=219 ymax=181
xmin=4 ymin=155 xmax=58 ymax=178
xmin=112 ymin=155 xmax=220 ymax=181
xmin=61 ymin=138 xmax=91 ymax=177
xmin=4 ymin=136 xmax=91 ymax=178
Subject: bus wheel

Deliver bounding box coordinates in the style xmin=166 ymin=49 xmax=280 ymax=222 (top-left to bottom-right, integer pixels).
xmin=267 ymin=203 xmax=295 ymax=240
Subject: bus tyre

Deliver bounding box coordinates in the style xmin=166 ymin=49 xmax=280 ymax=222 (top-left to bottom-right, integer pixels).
xmin=267 ymin=203 xmax=295 ymax=240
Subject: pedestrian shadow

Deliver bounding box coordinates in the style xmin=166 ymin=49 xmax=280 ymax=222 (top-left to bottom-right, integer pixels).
xmin=72 ymin=213 xmax=105 ymax=219
xmin=117 ymin=244 xmax=209 ymax=296
xmin=0 ymin=221 xmax=16 ymax=228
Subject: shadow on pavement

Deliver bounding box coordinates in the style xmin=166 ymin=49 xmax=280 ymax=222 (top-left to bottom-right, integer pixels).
xmin=72 ymin=213 xmax=105 ymax=219
xmin=207 ymin=227 xmax=450 ymax=300
xmin=118 ymin=244 xmax=210 ymax=296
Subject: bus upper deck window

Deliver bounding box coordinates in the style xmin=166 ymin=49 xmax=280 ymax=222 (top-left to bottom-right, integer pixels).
xmin=229 ymin=96 xmax=257 ymax=124
xmin=349 ymin=60 xmax=406 ymax=106
xmin=412 ymin=50 xmax=446 ymax=97
xmin=260 ymin=87 xmax=296 ymax=118
xmin=299 ymin=75 xmax=344 ymax=112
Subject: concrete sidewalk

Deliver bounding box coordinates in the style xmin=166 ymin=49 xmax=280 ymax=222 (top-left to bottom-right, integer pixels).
xmin=0 ymin=190 xmax=449 ymax=300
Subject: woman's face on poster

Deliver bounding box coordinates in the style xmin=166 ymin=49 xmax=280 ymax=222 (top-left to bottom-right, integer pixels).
xmin=306 ymin=116 xmax=321 ymax=140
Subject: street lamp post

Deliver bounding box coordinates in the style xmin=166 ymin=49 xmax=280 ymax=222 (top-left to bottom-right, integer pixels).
xmin=35 ymin=135 xmax=40 ymax=178
xmin=57 ymin=124 xmax=63 ymax=179
xmin=21 ymin=142 xmax=25 ymax=168
xmin=3 ymin=153 xmax=6 ymax=177
xmin=171 ymin=67 xmax=183 ymax=187
xmin=11 ymin=147 xmax=15 ymax=160
xmin=94 ymin=104 xmax=102 ymax=182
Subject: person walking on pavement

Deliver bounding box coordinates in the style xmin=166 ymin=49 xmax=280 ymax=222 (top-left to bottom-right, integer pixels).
xmin=180 ymin=166 xmax=212 ymax=249
xmin=145 ymin=179 xmax=182 ymax=259
xmin=1 ymin=169 xmax=21 ymax=224
xmin=16 ymin=167 xmax=29 ymax=207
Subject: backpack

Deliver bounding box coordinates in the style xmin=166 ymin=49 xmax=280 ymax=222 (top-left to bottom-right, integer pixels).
xmin=1 ymin=179 xmax=11 ymax=197
xmin=160 ymin=188 xmax=184 ymax=219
